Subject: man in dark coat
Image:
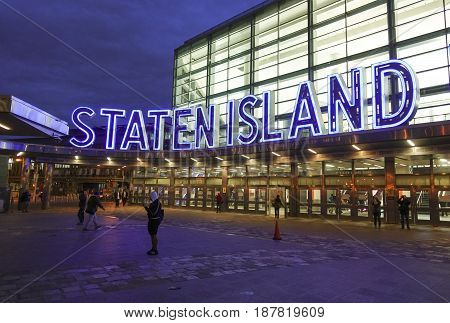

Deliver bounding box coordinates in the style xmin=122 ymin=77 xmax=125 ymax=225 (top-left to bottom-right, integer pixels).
xmin=398 ymin=195 xmax=411 ymax=230
xmin=83 ymin=192 xmax=105 ymax=231
xmin=77 ymin=190 xmax=87 ymax=225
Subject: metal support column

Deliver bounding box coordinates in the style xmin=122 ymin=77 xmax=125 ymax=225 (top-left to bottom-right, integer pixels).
xmin=384 ymin=156 xmax=398 ymax=224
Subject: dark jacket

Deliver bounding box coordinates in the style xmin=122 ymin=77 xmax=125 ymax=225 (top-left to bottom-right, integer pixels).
xmin=397 ymin=197 xmax=411 ymax=214
xmin=20 ymin=191 xmax=30 ymax=202
xmin=373 ymin=195 xmax=382 ymax=213
xmin=85 ymin=195 xmax=104 ymax=214
xmin=273 ymin=197 xmax=283 ymax=209
xmin=78 ymin=192 xmax=87 ymax=208
xmin=145 ymin=199 xmax=161 ymax=222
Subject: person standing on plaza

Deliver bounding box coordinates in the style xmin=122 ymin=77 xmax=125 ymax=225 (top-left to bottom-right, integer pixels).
xmin=273 ymin=194 xmax=284 ymax=219
xmin=397 ymin=195 xmax=411 ymax=230
xmin=215 ymin=192 xmax=223 ymax=213
xmin=114 ymin=189 xmax=120 ymax=207
xmin=372 ymin=190 xmax=382 ymax=229
xmin=144 ymin=191 xmax=163 ymax=255
xmin=82 ymin=191 xmax=104 ymax=231
xmin=77 ymin=190 xmax=87 ymax=225
xmin=122 ymin=189 xmax=129 ymax=206
xmin=20 ymin=190 xmax=31 ymax=213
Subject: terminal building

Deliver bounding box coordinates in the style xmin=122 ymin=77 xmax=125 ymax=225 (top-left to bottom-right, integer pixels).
xmin=0 ymin=0 xmax=450 ymax=226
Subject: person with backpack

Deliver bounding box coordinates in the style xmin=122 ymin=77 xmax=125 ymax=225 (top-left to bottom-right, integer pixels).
xmin=82 ymin=191 xmax=105 ymax=231
xmin=397 ymin=195 xmax=411 ymax=230
xmin=215 ymin=192 xmax=223 ymax=213
xmin=273 ymin=195 xmax=284 ymax=219
xmin=77 ymin=190 xmax=87 ymax=225
xmin=144 ymin=191 xmax=163 ymax=255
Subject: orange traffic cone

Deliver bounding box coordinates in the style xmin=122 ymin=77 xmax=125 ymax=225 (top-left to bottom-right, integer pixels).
xmin=273 ymin=219 xmax=282 ymax=240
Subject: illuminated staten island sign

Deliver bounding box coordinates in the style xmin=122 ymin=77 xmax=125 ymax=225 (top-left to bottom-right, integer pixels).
xmin=70 ymin=59 xmax=419 ymax=151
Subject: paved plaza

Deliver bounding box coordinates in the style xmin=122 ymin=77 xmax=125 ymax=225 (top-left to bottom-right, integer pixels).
xmin=0 ymin=205 xmax=449 ymax=303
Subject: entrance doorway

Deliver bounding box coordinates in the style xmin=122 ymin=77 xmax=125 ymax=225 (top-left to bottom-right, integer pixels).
xmin=268 ymin=187 xmax=288 ymax=217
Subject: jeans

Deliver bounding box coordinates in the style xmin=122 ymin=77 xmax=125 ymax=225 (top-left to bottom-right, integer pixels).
xmin=216 ymin=203 xmax=221 ymax=213
xmin=274 ymin=208 xmax=280 ymax=219
xmin=83 ymin=212 xmax=98 ymax=229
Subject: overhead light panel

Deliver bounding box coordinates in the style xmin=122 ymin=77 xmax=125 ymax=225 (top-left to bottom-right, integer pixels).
xmin=16 ymin=152 xmax=24 ymax=157
xmin=215 ymin=157 xmax=223 ymax=161
xmin=0 ymin=123 xmax=11 ymax=131
xmin=165 ymin=158 xmax=171 ymax=163
xmin=352 ymin=144 xmax=361 ymax=151
xmin=271 ymin=152 xmax=281 ymax=157
xmin=191 ymin=158 xmax=198 ymax=162
xmin=406 ymin=139 xmax=415 ymax=147
xmin=307 ymin=149 xmax=317 ymax=154
xmin=137 ymin=157 xmax=142 ymax=162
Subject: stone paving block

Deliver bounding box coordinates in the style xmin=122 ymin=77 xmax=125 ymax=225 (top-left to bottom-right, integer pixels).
xmin=91 ymin=273 xmax=109 ymax=279
xmin=0 ymin=284 xmax=16 ymax=291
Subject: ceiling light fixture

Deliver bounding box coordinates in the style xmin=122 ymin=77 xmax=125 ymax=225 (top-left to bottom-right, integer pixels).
xmin=215 ymin=157 xmax=223 ymax=161
xmin=307 ymin=148 xmax=317 ymax=154
xmin=271 ymin=152 xmax=281 ymax=157
xmin=0 ymin=122 xmax=11 ymax=131
xmin=242 ymin=155 xmax=250 ymax=159
xmin=352 ymin=144 xmax=361 ymax=151
xmin=406 ymin=139 xmax=415 ymax=147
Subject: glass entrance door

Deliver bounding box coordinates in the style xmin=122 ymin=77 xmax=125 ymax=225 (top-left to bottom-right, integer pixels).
xmin=399 ymin=188 xmax=431 ymax=224
xmin=438 ymin=189 xmax=450 ymax=224
xmin=268 ymin=188 xmax=288 ymax=217
xmin=175 ymin=187 xmax=188 ymax=207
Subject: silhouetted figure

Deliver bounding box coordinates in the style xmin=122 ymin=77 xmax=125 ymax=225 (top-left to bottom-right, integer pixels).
xmin=77 ymin=190 xmax=87 ymax=225
xmin=145 ymin=191 xmax=162 ymax=255
xmin=20 ymin=190 xmax=31 ymax=213
xmin=83 ymin=191 xmax=104 ymax=231
xmin=215 ymin=193 xmax=223 ymax=213
xmin=114 ymin=190 xmax=120 ymax=207
xmin=398 ymin=195 xmax=411 ymax=230
xmin=273 ymin=195 xmax=283 ymax=219
xmin=372 ymin=190 xmax=382 ymax=229
xmin=122 ymin=189 xmax=129 ymax=206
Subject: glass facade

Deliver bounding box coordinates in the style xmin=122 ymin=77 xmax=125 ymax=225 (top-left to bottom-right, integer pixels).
xmin=174 ymin=0 xmax=450 ymax=143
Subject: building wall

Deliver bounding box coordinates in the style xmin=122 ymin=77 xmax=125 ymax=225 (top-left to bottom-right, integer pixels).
xmin=173 ymin=0 xmax=450 ymax=146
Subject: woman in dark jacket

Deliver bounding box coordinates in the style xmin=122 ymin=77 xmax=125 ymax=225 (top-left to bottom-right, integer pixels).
xmin=144 ymin=191 xmax=162 ymax=255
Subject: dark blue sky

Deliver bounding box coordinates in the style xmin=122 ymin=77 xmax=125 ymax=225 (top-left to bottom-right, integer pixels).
xmin=0 ymin=0 xmax=263 ymax=124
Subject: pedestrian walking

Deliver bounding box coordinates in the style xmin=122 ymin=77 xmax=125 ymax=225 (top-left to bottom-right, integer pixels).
xmin=397 ymin=195 xmax=411 ymax=230
xmin=82 ymin=191 xmax=105 ymax=231
xmin=215 ymin=192 xmax=223 ymax=213
xmin=372 ymin=190 xmax=382 ymax=229
xmin=114 ymin=190 xmax=120 ymax=207
xmin=144 ymin=191 xmax=163 ymax=255
xmin=122 ymin=189 xmax=129 ymax=206
xmin=77 ymin=190 xmax=87 ymax=225
xmin=273 ymin=195 xmax=283 ymax=219
xmin=20 ymin=190 xmax=31 ymax=213
xmin=38 ymin=190 xmax=48 ymax=210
